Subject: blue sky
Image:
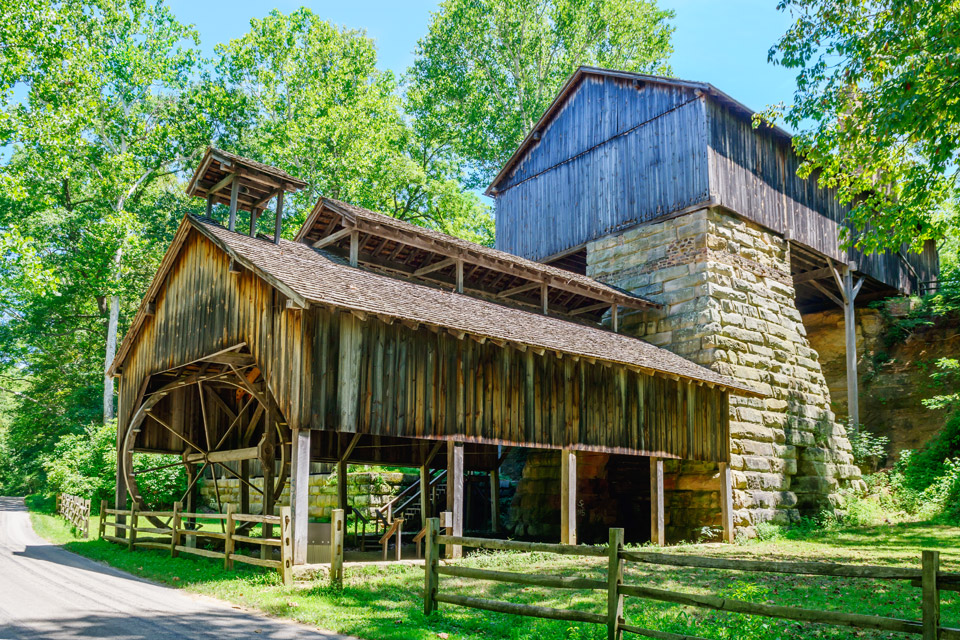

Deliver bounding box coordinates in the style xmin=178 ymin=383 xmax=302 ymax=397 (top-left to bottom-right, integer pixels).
xmin=169 ymin=0 xmax=799 ymax=125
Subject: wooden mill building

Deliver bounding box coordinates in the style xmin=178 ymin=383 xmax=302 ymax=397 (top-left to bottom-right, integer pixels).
xmin=109 ymin=148 xmax=757 ymax=561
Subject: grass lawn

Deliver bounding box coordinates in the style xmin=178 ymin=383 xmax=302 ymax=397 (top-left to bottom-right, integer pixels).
xmin=29 ymin=509 xmax=960 ymax=640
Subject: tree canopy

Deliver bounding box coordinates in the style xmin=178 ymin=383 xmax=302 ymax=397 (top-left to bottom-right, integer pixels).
xmin=406 ymin=0 xmax=674 ymax=188
xmin=766 ymin=0 xmax=960 ymax=254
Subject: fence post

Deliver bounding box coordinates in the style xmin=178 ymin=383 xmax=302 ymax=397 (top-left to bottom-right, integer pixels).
xmin=56 ymin=494 xmax=61 ymax=515
xmin=83 ymin=499 xmax=91 ymax=538
xmin=171 ymin=502 xmax=182 ymax=558
xmin=331 ymin=508 xmax=344 ymax=586
xmin=128 ymin=507 xmax=139 ymax=551
xmin=607 ymin=528 xmax=624 ymax=640
xmin=424 ymin=517 xmax=440 ymax=616
xmin=279 ymin=506 xmax=293 ymax=586
xmin=224 ymin=503 xmax=235 ymax=570
xmin=441 ymin=510 xmax=454 ymax=559
xmin=98 ymin=501 xmax=107 ymax=540
xmin=923 ymin=550 xmax=941 ymax=640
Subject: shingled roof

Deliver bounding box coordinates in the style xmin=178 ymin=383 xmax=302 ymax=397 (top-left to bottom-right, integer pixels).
xmin=296 ymin=197 xmax=656 ymax=317
xmin=111 ymin=215 xmax=759 ymax=396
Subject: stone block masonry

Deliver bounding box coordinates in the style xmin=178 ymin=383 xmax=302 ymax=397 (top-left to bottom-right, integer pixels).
xmin=586 ymin=207 xmax=862 ymax=540
xmin=199 ymin=471 xmax=413 ymax=520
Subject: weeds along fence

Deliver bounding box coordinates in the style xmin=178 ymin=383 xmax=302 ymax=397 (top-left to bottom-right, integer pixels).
xmin=422 ymin=518 xmax=960 ymax=640
xmin=56 ymin=493 xmax=90 ymax=538
xmin=99 ymin=503 xmax=293 ymax=585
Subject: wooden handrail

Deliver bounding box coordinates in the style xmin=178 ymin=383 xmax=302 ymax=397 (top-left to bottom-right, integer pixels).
xmin=380 ymin=518 xmax=404 ymax=561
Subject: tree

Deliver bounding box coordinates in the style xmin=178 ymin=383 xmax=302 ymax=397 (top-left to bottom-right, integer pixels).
xmin=210 ymin=8 xmax=492 ymax=242
xmin=766 ymin=0 xmax=960 ymax=254
xmin=406 ymin=0 xmax=674 ymax=188
xmin=0 ymin=0 xmax=211 ymax=427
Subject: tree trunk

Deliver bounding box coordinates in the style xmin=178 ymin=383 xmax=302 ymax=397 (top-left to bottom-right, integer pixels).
xmin=103 ymin=293 xmax=119 ymax=422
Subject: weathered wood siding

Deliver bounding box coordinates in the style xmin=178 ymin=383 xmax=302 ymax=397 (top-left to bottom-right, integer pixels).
xmin=706 ymin=101 xmax=938 ymax=292
xmin=119 ymin=228 xmax=730 ymax=462
xmin=315 ymin=313 xmax=729 ymax=461
xmin=494 ymin=74 xmax=938 ymax=292
xmin=118 ymin=229 xmax=311 ymax=445
xmin=495 ymin=75 xmax=710 ymax=261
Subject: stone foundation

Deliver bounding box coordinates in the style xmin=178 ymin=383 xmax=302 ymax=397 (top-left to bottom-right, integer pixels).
xmin=198 ymin=471 xmax=412 ymax=519
xmin=584 ymin=207 xmax=862 ymax=538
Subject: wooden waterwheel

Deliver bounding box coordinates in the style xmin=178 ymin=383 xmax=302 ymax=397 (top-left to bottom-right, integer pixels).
xmin=121 ymin=352 xmax=290 ymax=528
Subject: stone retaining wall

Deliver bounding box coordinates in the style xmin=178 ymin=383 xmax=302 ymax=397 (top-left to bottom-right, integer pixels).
xmin=198 ymin=471 xmax=414 ymax=519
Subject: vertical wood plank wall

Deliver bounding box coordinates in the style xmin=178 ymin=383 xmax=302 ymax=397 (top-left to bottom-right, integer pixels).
xmin=118 ymin=230 xmax=731 ymax=463
xmin=493 ymin=74 xmax=937 ymax=293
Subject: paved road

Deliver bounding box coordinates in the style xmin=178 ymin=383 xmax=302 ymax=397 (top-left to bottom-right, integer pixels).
xmin=0 ymin=497 xmax=350 ymax=639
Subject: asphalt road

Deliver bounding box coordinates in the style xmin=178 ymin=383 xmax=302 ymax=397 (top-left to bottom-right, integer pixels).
xmin=0 ymin=497 xmax=350 ymax=639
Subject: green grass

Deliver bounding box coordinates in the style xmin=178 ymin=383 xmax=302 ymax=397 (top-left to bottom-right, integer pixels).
xmin=29 ymin=509 xmax=960 ymax=640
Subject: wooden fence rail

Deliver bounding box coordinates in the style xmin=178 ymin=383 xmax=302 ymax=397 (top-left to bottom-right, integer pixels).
xmin=422 ymin=519 xmax=960 ymax=640
xmin=99 ymin=502 xmax=292 ymax=585
xmin=56 ymin=493 xmax=90 ymax=538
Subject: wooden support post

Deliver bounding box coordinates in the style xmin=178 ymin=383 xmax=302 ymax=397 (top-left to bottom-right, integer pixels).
xmin=489 ymin=468 xmax=500 ymax=533
xmin=420 ymin=465 xmax=432 ymax=526
xmin=719 ymin=462 xmax=734 ymax=543
xmin=560 ymin=448 xmax=577 ymax=544
xmin=224 ymin=503 xmax=236 ymax=570
xmin=128 ymin=507 xmax=138 ymax=551
xmin=843 ymin=266 xmax=861 ymax=429
xmin=205 ymin=194 xmax=213 ymax=218
xmin=291 ymin=427 xmax=311 ymax=565
xmin=541 ymin=282 xmax=549 ymax=315
xmin=228 ymin=176 xmax=240 ymax=231
xmin=249 ymin=207 xmax=258 ymax=237
xmin=170 ymin=501 xmax=181 ymax=557
xmin=115 ymin=452 xmax=127 ymax=539
xmin=455 ymin=259 xmax=464 ymax=293
xmin=424 ymin=517 xmax=440 ymax=616
xmin=260 ymin=407 xmax=276 ymax=559
xmin=611 ymin=305 xmax=619 ymax=332
xmin=650 ymin=457 xmax=664 ymax=546
xmin=330 ymin=508 xmax=344 ymax=585
xmin=441 ymin=510 xmax=453 ymax=559
xmin=607 ymin=528 xmax=625 ymax=640
xmin=98 ymin=501 xmax=107 ymax=540
xmin=273 ymin=189 xmax=284 ymax=244
xmin=185 ymin=461 xmax=197 ymax=548
xmin=349 ymin=230 xmax=359 ymax=267
xmin=279 ymin=506 xmax=293 ymax=586
xmin=923 ymin=550 xmax=941 ymax=640
xmin=337 ymin=458 xmax=349 ymax=512
xmin=240 ymin=459 xmax=250 ymax=515
xmin=446 ymin=442 xmax=464 ymax=559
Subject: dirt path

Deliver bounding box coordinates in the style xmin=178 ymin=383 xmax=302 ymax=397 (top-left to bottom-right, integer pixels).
xmin=0 ymin=497 xmax=351 ymax=639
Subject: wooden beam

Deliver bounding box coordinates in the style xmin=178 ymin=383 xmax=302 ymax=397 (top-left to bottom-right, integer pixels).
xmin=611 ymin=305 xmax=619 ymax=332
xmin=273 ymin=189 xmax=284 ymax=244
xmin=420 ymin=465 xmax=432 ymax=525
xmin=228 ymin=176 xmax=240 ymax=231
xmin=205 ymin=194 xmax=213 ymax=218
xmin=446 ymin=442 xmax=464 ymax=559
xmin=311 ymin=227 xmax=353 ymax=250
xmin=792 ymin=266 xmax=834 ymax=284
xmin=560 ymin=448 xmax=576 ymax=544
xmin=570 ymin=301 xmax=612 ymax=316
xmin=542 ymin=282 xmax=549 ymax=315
xmin=249 ymin=208 xmax=258 ymax=237
xmin=499 ymin=281 xmax=541 ymax=299
xmin=250 ymin=188 xmax=280 ymax=212
xmin=719 ymin=462 xmax=734 ymax=543
xmin=490 ymin=468 xmax=500 ymax=533
xmin=414 ymin=256 xmax=456 ymax=277
xmin=290 ymin=427 xmax=311 ymax=565
xmin=456 ymin=259 xmax=464 ymax=294
xmin=349 ymin=230 xmax=359 ymax=266
xmin=208 ymin=172 xmax=237 ymax=198
xmin=650 ymin=457 xmax=664 ymax=546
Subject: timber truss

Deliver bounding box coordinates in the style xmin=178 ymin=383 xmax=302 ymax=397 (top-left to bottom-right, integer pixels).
xmin=122 ymin=344 xmax=289 ymax=527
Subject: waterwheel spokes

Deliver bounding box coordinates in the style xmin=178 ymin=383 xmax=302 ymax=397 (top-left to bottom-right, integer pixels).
xmin=213 ymin=461 xmax=264 ymax=496
xmin=215 ymin=394 xmax=255 ymax=451
xmin=198 ymin=380 xmax=212 ymax=452
xmin=178 ymin=461 xmax=209 ymax=507
xmin=148 ymin=411 xmax=205 ymax=455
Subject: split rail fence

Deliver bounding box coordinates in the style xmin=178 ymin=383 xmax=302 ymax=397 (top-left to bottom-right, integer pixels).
xmin=422 ymin=518 xmax=960 ymax=640
xmin=56 ymin=493 xmax=91 ymax=538
xmin=99 ymin=503 xmax=293 ymax=585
